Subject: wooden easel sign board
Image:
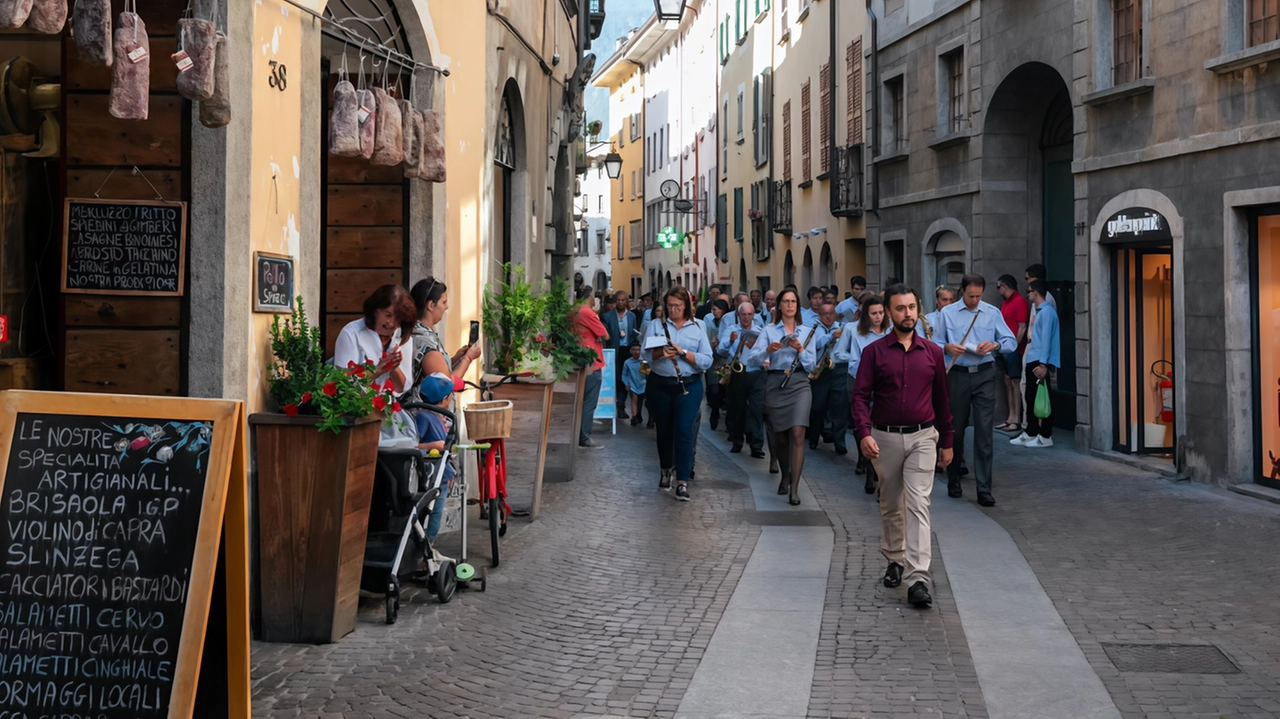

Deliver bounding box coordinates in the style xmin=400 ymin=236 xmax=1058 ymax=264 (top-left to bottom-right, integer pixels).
xmin=0 ymin=391 xmax=251 ymax=719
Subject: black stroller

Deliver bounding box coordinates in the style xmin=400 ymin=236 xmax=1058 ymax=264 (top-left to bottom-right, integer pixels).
xmin=362 ymin=401 xmax=458 ymax=623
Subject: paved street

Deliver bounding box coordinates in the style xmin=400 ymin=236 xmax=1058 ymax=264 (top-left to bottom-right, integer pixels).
xmin=252 ymin=418 xmax=1280 ymax=719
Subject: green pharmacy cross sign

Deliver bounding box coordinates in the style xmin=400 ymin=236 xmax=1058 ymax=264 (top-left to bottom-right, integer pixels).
xmin=656 ymin=226 xmax=681 ymax=249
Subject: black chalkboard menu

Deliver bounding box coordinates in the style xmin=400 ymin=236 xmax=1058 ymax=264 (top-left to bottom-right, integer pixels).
xmin=254 ymin=251 xmax=295 ymax=313
xmin=62 ymin=198 xmax=188 ymax=296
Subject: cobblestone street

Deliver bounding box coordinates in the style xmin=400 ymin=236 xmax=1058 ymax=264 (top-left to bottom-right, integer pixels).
xmin=252 ymin=419 xmax=1280 ymax=719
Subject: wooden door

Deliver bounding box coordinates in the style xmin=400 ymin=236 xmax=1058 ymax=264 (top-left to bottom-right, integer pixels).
xmin=321 ymin=73 xmax=409 ymax=358
xmin=61 ymin=0 xmax=188 ymax=395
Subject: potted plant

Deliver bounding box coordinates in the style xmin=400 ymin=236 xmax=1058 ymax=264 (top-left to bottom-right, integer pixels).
xmin=586 ymin=119 xmax=603 ymax=142
xmin=249 ymin=298 xmax=393 ymax=644
xmin=483 ymin=264 xmax=549 ymax=378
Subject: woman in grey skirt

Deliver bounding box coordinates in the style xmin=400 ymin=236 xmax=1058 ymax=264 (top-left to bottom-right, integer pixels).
xmin=761 ymin=288 xmax=819 ymax=505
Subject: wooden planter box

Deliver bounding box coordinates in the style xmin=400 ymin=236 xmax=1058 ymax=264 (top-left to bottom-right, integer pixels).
xmin=249 ymin=413 xmax=381 ymax=644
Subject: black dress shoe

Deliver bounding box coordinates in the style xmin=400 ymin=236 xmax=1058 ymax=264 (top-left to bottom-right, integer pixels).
xmin=908 ymin=581 xmax=932 ymax=608
xmin=730 ymin=443 xmax=743 ymax=453
xmin=854 ymin=459 xmax=866 ymax=475
xmin=789 ymin=496 xmax=801 ymax=506
xmin=835 ymin=446 xmax=848 ymax=455
xmin=864 ymin=473 xmax=876 ymax=494
xmin=960 ymin=463 xmax=969 ymax=476
xmin=751 ymin=449 xmax=767 ymax=459
xmin=807 ymin=440 xmax=819 ymax=450
xmin=948 ymin=482 xmax=962 ymax=498
xmin=883 ymin=562 xmax=903 ymax=588
xmin=618 ymin=409 xmax=629 ymax=420
xmin=822 ymin=433 xmax=834 ymax=444
xmin=777 ymin=478 xmax=789 ymax=495
xmin=977 ymin=493 xmax=996 ymax=507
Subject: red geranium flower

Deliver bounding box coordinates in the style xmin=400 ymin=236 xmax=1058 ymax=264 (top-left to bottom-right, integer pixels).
xmin=301 ymin=392 xmax=312 ymax=403
xmin=384 ymin=379 xmax=396 ymax=392
xmin=283 ymin=404 xmax=299 ymax=417
xmin=323 ymin=382 xmax=337 ymax=396
xmin=352 ymin=365 xmax=366 ymax=378
xmin=372 ymin=396 xmax=387 ymax=411
xmin=535 ymin=333 xmax=546 ymax=344
xmin=347 ymin=360 xmax=357 ymax=369
xmin=391 ymin=401 xmax=401 ymax=413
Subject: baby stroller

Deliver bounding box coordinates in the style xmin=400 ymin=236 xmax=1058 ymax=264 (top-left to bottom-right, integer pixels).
xmin=362 ymin=401 xmax=458 ymax=624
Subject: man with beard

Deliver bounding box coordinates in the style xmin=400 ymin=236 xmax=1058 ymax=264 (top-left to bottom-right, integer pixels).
xmin=851 ymin=284 xmax=954 ymax=609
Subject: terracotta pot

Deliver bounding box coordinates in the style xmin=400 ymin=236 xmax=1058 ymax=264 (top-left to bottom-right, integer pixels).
xmin=249 ymin=413 xmax=381 ymax=643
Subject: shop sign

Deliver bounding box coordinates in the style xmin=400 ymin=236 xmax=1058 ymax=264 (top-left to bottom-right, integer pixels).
xmin=254 ymin=252 xmax=295 ymax=313
xmin=1101 ymin=208 xmax=1172 ymax=245
xmin=61 ymin=198 xmax=188 ymax=296
xmin=656 ymin=226 xmax=681 ymax=249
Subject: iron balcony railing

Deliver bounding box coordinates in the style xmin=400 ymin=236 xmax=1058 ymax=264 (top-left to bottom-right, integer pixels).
xmin=831 ymin=144 xmax=865 ymax=218
xmin=772 ymin=179 xmax=793 ymax=235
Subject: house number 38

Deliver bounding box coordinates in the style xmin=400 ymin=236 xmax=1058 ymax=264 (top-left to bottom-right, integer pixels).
xmin=268 ymin=61 xmax=287 ymax=91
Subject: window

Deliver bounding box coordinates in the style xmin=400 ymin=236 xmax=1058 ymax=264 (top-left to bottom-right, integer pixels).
xmin=884 ymin=238 xmax=905 ymax=285
xmin=800 ymin=80 xmax=812 ymax=183
xmin=1249 ymin=0 xmax=1280 ymax=46
xmin=596 ymin=229 xmax=606 ymax=255
xmin=736 ymin=86 xmax=746 ymax=143
xmin=782 ymin=100 xmax=792 ymax=180
xmin=598 ymin=195 xmax=604 ymax=213
xmin=630 ymin=220 xmax=642 ymax=258
xmin=630 ymin=171 xmax=636 ymax=199
xmin=1113 ymin=0 xmax=1142 ymax=86
xmin=723 ymin=100 xmax=730 ymax=167
xmin=630 ymin=113 xmax=642 ymax=141
xmin=847 ymin=39 xmax=862 ymax=144
xmin=645 ymin=137 xmax=650 ymax=175
xmin=819 ymin=63 xmax=831 ymax=175
xmin=885 ymin=75 xmax=905 ymax=153
xmin=780 ymin=0 xmax=788 ymax=35
xmin=619 ymin=171 xmax=624 ymax=201
xmin=752 ymin=71 xmax=770 ymax=167
xmin=734 ymin=187 xmax=744 ymax=240
xmin=716 ymin=194 xmax=728 ymax=262
xmin=938 ymin=47 xmax=966 ymax=135
xmin=617 ymin=224 xmax=625 ymax=259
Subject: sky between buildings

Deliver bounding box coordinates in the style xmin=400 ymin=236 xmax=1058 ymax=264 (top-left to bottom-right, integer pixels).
xmin=584 ymin=0 xmax=654 ymax=132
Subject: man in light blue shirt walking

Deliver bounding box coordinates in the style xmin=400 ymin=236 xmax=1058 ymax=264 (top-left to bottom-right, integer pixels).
xmin=1011 ymin=280 xmax=1061 ymax=448
xmin=932 ymin=274 xmax=1017 ymax=506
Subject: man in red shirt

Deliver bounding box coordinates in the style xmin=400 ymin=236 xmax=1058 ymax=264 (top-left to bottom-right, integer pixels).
xmin=573 ymin=285 xmax=609 ymax=448
xmin=996 ymin=275 xmax=1030 ymax=432
xmin=852 ymin=284 xmax=954 ymax=609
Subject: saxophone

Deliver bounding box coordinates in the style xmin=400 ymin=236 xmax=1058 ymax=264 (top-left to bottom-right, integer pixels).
xmin=718 ymin=332 xmax=750 ymax=386
xmin=808 ymin=326 xmax=839 ymax=380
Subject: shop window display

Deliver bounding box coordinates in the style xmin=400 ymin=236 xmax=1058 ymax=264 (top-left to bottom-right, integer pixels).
xmin=1114 ymin=248 xmax=1174 ymax=456
xmin=1255 ymin=214 xmax=1280 ymax=486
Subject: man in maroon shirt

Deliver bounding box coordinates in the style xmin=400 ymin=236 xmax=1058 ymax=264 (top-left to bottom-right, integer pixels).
xmin=852 ymin=284 xmax=954 ymax=609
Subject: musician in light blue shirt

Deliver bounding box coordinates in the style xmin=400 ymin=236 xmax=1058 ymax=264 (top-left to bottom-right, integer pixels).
xmin=800 ymin=286 xmax=824 ymax=327
xmin=761 ymin=288 xmax=821 ymax=505
xmin=835 ymin=275 xmax=867 ymax=323
xmin=931 ymin=275 xmax=1017 ymax=507
xmin=702 ymin=299 xmax=731 ymax=430
xmin=920 ymin=286 xmax=956 ymax=344
xmin=718 ymin=302 xmax=768 ymax=456
xmin=643 ymin=287 xmax=713 ymax=500
xmin=807 ymin=303 xmax=850 ymax=454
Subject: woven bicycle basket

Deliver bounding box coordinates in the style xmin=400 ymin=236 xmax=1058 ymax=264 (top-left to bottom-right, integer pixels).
xmin=463 ymin=400 xmax=513 ymax=440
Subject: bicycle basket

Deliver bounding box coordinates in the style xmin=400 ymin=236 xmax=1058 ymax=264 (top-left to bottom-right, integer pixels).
xmin=463 ymin=400 xmax=514 ymax=440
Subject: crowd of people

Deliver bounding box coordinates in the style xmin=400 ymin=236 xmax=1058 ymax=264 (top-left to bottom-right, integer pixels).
xmin=582 ymin=264 xmax=1061 ymax=609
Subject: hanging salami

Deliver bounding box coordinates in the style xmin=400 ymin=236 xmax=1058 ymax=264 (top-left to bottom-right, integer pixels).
xmin=420 ymin=109 xmax=446 ymax=183
xmin=0 ymin=0 xmax=33 ymax=29
xmin=370 ymin=86 xmax=403 ymax=166
xmin=25 ymin=0 xmax=67 ymax=34
xmin=176 ymin=17 xmax=217 ymax=101
xmin=357 ymin=87 xmax=376 ymax=160
xmin=402 ymin=108 xmax=425 ymax=179
xmin=198 ymin=33 xmax=231 ymax=128
xmin=72 ymin=0 xmax=112 ymax=66
xmin=329 ymin=77 xmax=361 ymax=156
xmin=109 ymin=7 xmax=150 ymax=121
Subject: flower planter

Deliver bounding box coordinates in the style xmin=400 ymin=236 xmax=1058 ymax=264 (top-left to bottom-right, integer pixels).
xmin=249 ymin=413 xmax=381 ymax=644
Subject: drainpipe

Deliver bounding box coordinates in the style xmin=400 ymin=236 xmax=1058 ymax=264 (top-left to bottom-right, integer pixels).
xmin=866 ymin=1 xmax=879 ymax=215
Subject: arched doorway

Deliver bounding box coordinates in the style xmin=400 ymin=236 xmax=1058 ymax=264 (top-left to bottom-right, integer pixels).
xmin=739 ymin=258 xmax=747 ymax=292
xmin=982 ymin=62 xmax=1076 ymax=427
xmin=818 ymin=243 xmax=833 ymax=288
xmin=931 ymin=232 xmax=966 ymax=288
xmin=801 ymin=247 xmax=814 ymax=291
xmin=494 ymin=82 xmax=527 ymax=284
xmin=783 ymin=251 xmax=796 ymax=288
xmin=594 ymin=270 xmax=607 ymax=292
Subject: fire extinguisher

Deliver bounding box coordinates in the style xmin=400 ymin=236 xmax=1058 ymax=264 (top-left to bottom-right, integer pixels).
xmin=1151 ymin=359 xmax=1174 ymax=423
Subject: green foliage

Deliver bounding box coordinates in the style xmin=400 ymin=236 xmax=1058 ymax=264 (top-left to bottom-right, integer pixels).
xmin=267 ymin=297 xmax=385 ymax=433
xmin=541 ymin=277 xmax=599 ymax=378
xmin=483 ymin=265 xmax=545 ymax=374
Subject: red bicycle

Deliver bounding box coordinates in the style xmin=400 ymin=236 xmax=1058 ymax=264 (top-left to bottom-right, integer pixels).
xmin=460 ymin=373 xmax=520 ymax=567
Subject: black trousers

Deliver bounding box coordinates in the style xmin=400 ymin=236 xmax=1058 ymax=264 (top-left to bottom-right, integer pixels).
xmin=807 ymin=365 xmax=849 ymax=450
xmin=614 ymin=348 xmax=629 ymax=414
xmin=725 ymin=370 xmax=765 ymax=451
xmin=1024 ymin=362 xmax=1054 ymax=438
xmin=705 ymin=373 xmax=726 ymax=424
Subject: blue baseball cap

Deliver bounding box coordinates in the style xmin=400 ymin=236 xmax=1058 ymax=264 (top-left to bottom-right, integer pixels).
xmin=419 ymin=372 xmax=455 ymax=403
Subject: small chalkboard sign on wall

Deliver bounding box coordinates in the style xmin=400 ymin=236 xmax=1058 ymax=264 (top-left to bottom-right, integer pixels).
xmin=254 ymin=252 xmax=295 ymax=313
xmin=62 ymin=198 xmax=189 ymax=296
xmin=0 ymin=391 xmax=250 ymax=719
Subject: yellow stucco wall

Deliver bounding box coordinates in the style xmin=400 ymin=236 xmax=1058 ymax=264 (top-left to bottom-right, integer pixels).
xmin=247 ymin=0 xmax=306 ymax=413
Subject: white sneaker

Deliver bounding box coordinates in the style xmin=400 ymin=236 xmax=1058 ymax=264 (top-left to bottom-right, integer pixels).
xmin=431 ymin=547 xmax=455 ymax=564
xmin=1009 ymin=432 xmax=1032 ymax=446
xmin=1031 ymin=436 xmax=1054 ymax=448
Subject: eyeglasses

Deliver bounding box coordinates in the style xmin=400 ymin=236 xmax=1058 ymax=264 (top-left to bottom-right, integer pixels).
xmin=665 ymin=304 xmax=684 ymax=311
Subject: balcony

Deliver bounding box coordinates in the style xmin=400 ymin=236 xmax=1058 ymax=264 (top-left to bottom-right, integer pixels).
xmin=772 ymin=180 xmax=793 ymax=235
xmin=830 ymin=144 xmax=865 ymax=218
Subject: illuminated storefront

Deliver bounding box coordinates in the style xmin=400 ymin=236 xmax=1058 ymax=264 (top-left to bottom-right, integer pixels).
xmin=1252 ymin=210 xmax=1280 ymax=488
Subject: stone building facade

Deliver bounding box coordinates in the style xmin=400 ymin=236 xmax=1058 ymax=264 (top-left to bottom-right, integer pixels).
xmin=864 ymin=0 xmax=1280 ymax=489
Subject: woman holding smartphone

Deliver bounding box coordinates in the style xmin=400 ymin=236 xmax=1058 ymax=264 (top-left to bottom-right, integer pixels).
xmin=409 ymin=277 xmax=482 ymax=401
xmin=332 ymin=284 xmax=419 ymax=393
xmin=761 ymin=288 xmax=819 ymax=505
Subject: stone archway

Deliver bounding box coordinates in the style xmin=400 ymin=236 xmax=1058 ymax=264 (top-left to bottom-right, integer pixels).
xmin=783 ymin=250 xmax=795 ymax=288
xmin=920 ymin=218 xmax=972 ymax=311
xmin=818 ymin=242 xmax=833 ymax=289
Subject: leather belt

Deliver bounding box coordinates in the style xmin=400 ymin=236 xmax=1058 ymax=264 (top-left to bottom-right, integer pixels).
xmin=951 ymin=362 xmax=995 ymax=374
xmin=873 ymin=421 xmax=934 ymax=434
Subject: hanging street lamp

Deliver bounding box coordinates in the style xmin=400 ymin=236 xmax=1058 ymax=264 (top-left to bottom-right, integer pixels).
xmin=653 ymin=0 xmax=688 ymax=22
xmin=604 ymin=150 xmax=624 ymax=179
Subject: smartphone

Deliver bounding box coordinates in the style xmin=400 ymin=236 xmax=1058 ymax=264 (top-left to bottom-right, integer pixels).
xmin=468 ymin=320 xmax=480 ymax=346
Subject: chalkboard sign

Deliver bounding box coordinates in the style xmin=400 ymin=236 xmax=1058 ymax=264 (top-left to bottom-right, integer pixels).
xmin=0 ymin=391 xmax=250 ymax=719
xmin=62 ymin=198 xmax=188 ymax=297
xmin=254 ymin=252 xmax=295 ymax=313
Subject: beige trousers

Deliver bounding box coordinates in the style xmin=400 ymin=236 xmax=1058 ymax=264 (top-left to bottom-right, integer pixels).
xmin=871 ymin=427 xmax=939 ymax=589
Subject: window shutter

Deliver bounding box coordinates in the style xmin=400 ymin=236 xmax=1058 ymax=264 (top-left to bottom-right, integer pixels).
xmin=782 ymin=100 xmax=792 ymax=180
xmin=800 ymin=80 xmax=811 ymax=182
xmin=847 ymin=40 xmax=862 ymax=144
xmin=761 ymin=69 xmax=771 ymax=164
xmin=752 ymin=76 xmax=761 ymax=163
xmin=819 ymin=62 xmax=831 ymax=174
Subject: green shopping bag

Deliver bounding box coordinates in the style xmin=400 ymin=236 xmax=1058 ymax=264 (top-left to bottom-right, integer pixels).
xmin=1033 ymin=379 xmax=1052 ymax=419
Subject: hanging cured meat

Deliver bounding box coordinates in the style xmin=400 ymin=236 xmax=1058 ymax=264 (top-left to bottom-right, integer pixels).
xmin=329 ymin=79 xmax=361 ymax=156
xmin=176 ymin=17 xmax=217 ymax=101
xmin=198 ymin=33 xmax=230 ymax=128
xmin=420 ymin=109 xmax=446 ymax=183
xmin=401 ymin=102 xmax=422 ymax=176
xmin=0 ymin=0 xmax=33 ymax=29
xmin=357 ymin=88 xmax=376 ymax=160
xmin=370 ymin=87 xmax=403 ymax=166
xmin=25 ymin=0 xmax=67 ymax=34
xmin=72 ymin=0 xmax=112 ymax=66
xmin=109 ymin=10 xmax=149 ymax=120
